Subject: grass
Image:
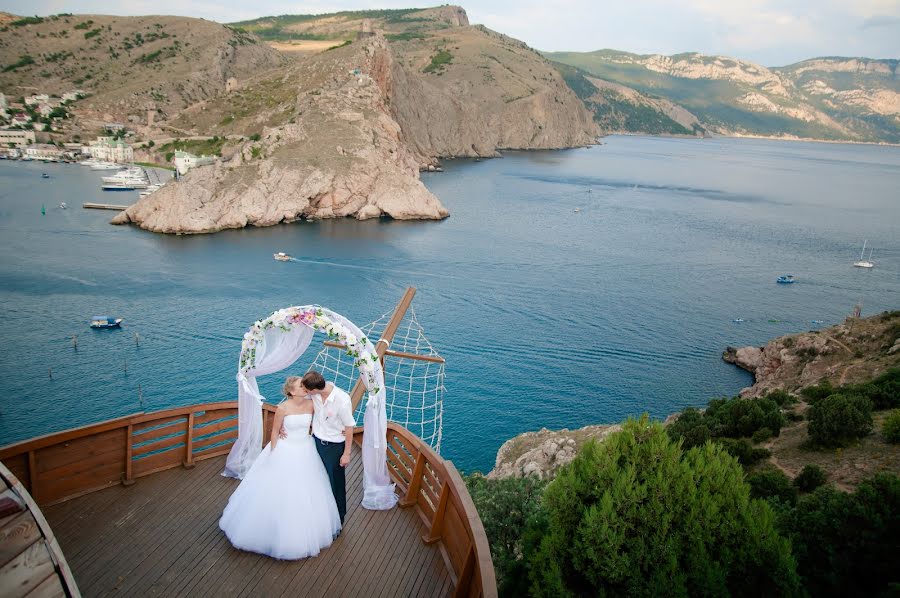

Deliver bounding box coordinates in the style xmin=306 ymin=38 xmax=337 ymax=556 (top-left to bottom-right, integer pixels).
xmin=2 ymin=55 xmax=35 ymax=73
xmin=325 ymin=40 xmax=352 ymax=51
xmin=423 ymin=49 xmax=452 ymax=74
xmin=157 ymin=137 xmax=227 ymax=157
xmin=134 ymin=161 xmax=175 ymax=171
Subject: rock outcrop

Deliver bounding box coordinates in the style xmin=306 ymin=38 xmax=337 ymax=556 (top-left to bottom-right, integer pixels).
xmin=488 ymin=424 xmax=620 ymax=479
xmin=113 ymin=35 xmax=448 ymax=233
xmin=723 ymin=311 xmax=900 ymax=398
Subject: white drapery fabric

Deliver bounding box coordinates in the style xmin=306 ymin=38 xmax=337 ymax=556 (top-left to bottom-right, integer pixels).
xmin=222 ymin=306 xmax=397 ymax=511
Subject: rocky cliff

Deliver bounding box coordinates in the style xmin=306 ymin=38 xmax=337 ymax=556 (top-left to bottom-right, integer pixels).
xmin=113 ymin=35 xmax=448 ymax=232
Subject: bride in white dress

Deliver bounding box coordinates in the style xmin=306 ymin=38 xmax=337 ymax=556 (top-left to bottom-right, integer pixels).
xmin=219 ymin=377 xmax=342 ymax=560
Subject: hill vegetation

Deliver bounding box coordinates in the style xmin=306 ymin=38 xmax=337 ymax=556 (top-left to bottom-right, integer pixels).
xmin=547 ymin=49 xmax=900 ymax=143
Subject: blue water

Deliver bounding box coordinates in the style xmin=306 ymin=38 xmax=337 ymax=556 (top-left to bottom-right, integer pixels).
xmin=1 ymin=136 xmax=898 ymax=472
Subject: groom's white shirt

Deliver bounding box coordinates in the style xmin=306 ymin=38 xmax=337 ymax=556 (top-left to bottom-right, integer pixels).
xmin=312 ymin=385 xmax=356 ymax=442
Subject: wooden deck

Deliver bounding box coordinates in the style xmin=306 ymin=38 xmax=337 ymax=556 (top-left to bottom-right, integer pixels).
xmin=42 ymin=447 xmax=453 ymax=597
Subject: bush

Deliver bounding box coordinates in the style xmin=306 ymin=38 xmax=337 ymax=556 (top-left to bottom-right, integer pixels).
xmin=883 ymin=409 xmax=900 ymax=443
xmin=719 ymin=437 xmax=771 ymax=466
xmin=850 ymin=369 xmax=900 ymax=410
xmin=801 ymin=380 xmax=835 ymax=403
xmin=465 ymin=473 xmax=545 ymax=595
xmin=752 ymin=427 xmax=773 ymax=443
xmin=748 ymin=469 xmax=798 ymax=506
xmin=808 ymin=394 xmax=873 ymax=447
xmin=525 ymin=416 xmax=800 ymax=596
xmin=705 ymin=395 xmax=785 ymax=438
xmin=765 ymin=389 xmax=796 ymax=407
xmin=666 ymin=408 xmax=710 ymax=448
xmin=778 ymin=474 xmax=900 ymax=596
xmin=793 ymin=465 xmax=827 ymax=493
xmin=423 ymin=49 xmax=453 ymax=74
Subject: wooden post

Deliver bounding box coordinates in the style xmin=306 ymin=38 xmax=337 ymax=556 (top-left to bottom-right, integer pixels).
xmin=122 ymin=424 xmax=135 ymax=486
xmin=349 ymin=287 xmax=417 ymax=411
xmin=452 ymin=544 xmax=476 ymax=598
xmin=27 ymin=450 xmax=37 ymax=497
xmin=423 ymin=482 xmax=450 ymax=544
xmin=183 ymin=413 xmax=195 ymax=468
xmin=400 ymin=451 xmax=426 ymax=508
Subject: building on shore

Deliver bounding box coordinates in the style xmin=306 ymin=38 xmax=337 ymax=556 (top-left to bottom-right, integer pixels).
xmin=85 ymin=136 xmax=134 ymax=163
xmin=0 ymin=129 xmax=36 ymax=147
xmin=174 ymin=150 xmax=215 ymax=176
xmin=11 ymin=113 xmax=30 ymax=127
xmin=24 ymin=143 xmax=66 ymax=160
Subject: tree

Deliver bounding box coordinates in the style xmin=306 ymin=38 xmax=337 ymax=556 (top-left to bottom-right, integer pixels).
xmin=793 ymin=465 xmax=827 ymax=493
xmin=883 ymin=409 xmax=900 ymax=444
xmin=807 ymin=394 xmax=873 ymax=447
xmin=465 ymin=473 xmax=545 ymax=595
xmin=526 ymin=416 xmax=800 ymax=597
xmin=779 ymin=474 xmax=900 ymax=596
xmin=748 ymin=469 xmax=798 ymax=506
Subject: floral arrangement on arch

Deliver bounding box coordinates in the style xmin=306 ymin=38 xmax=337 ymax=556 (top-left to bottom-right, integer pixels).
xmin=239 ymin=306 xmax=380 ymax=394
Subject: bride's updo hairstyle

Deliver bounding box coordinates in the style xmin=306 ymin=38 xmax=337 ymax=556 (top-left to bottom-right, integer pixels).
xmin=301 ymin=370 xmax=326 ymax=391
xmin=282 ymin=376 xmax=303 ymax=398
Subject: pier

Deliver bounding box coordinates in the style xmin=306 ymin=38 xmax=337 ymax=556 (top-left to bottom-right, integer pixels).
xmin=82 ymin=202 xmax=129 ymax=211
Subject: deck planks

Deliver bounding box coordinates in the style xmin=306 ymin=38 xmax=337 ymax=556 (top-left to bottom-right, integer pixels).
xmin=43 ymin=449 xmax=452 ymax=597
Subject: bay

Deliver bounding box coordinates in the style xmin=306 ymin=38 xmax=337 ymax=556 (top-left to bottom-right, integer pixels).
xmin=0 ymin=135 xmax=898 ymax=472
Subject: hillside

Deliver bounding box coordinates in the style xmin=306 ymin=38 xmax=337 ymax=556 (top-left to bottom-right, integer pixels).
xmin=1 ymin=7 xmax=597 ymax=234
xmin=0 ymin=13 xmax=286 ymax=130
xmin=546 ymin=49 xmax=900 ymax=143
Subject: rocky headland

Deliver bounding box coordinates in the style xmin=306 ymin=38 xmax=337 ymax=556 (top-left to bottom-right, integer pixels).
xmin=490 ymin=311 xmax=900 ymax=481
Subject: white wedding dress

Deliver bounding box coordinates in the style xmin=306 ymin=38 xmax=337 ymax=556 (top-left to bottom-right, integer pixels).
xmin=219 ymin=413 xmax=342 ymax=559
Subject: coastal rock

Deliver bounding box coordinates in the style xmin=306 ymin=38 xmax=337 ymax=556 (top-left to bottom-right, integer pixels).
xmin=113 ymin=35 xmax=448 ymax=233
xmin=722 ymin=345 xmax=764 ymax=373
xmin=488 ymin=424 xmax=621 ymax=480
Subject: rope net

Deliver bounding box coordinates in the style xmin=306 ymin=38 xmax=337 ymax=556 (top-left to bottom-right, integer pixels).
xmin=310 ymin=307 xmax=444 ymax=453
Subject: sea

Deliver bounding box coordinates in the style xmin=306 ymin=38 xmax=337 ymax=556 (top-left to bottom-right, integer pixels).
xmin=1 ymin=135 xmax=898 ymax=473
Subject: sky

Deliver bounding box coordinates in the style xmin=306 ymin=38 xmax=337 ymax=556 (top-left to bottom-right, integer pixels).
xmin=4 ymin=0 xmax=899 ymax=66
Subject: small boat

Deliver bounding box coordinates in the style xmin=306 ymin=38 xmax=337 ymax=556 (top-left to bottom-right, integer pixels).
xmin=273 ymin=252 xmax=292 ymax=262
xmin=853 ymin=240 xmax=874 ymax=269
xmin=102 ymin=182 xmax=137 ymax=191
xmin=811 ymin=320 xmax=824 ymax=325
xmin=776 ymin=275 xmax=795 ymax=284
xmin=768 ymin=318 xmax=780 ymax=323
xmin=59 ymin=202 xmax=67 ymax=209
xmin=42 ymin=173 xmax=50 ymax=179
xmin=732 ymin=318 xmax=745 ymax=323
xmin=90 ymin=316 xmax=123 ymax=329
xmin=573 ymin=208 xmax=581 ymax=213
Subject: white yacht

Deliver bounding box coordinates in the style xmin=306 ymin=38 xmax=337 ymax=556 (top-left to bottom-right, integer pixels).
xmin=273 ymin=252 xmax=292 ymax=262
xmin=90 ymin=162 xmax=124 ymax=170
xmin=853 ymin=240 xmax=875 ymax=269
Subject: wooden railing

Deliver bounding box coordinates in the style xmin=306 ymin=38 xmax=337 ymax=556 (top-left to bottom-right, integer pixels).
xmin=370 ymin=422 xmax=497 ymax=598
xmin=0 ymin=402 xmax=239 ymax=506
xmin=0 ymin=402 xmax=497 ymax=597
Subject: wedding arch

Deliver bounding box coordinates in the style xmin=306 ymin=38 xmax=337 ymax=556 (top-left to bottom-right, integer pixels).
xmin=224 ymin=305 xmax=398 ymax=511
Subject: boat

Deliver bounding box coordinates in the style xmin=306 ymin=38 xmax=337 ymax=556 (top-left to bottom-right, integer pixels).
xmin=776 ymin=275 xmax=795 ymax=284
xmin=273 ymin=252 xmax=292 ymax=262
xmin=90 ymin=316 xmax=123 ymax=329
xmin=732 ymin=318 xmax=745 ymax=323
xmin=59 ymin=202 xmax=67 ymax=209
xmin=811 ymin=320 xmax=824 ymax=325
xmin=853 ymin=240 xmax=874 ymax=268
xmin=41 ymin=173 xmax=50 ymax=179
xmin=90 ymin=162 xmax=124 ymax=171
xmin=102 ymin=182 xmax=137 ymax=191
xmin=573 ymin=208 xmax=581 ymax=213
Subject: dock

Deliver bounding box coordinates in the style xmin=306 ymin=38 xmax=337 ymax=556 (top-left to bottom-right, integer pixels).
xmin=82 ymin=202 xmax=129 ymax=211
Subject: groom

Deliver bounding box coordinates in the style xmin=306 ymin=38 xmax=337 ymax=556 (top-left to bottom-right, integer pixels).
xmin=297 ymin=370 xmax=356 ymax=525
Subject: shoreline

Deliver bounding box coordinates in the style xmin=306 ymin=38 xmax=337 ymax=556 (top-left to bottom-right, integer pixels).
xmin=603 ymin=131 xmax=900 ymax=148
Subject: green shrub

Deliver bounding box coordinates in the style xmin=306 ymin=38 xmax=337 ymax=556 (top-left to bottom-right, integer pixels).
xmin=525 ymin=416 xmax=800 ymax=596
xmin=465 ymin=473 xmax=546 ymax=595
xmin=423 ymin=49 xmax=453 ymax=74
xmin=778 ymin=474 xmax=900 ymax=596
xmin=883 ymin=409 xmax=900 ymax=443
xmin=84 ymin=28 xmax=102 ymax=39
xmin=325 ymin=39 xmax=352 ymax=51
xmin=808 ymin=394 xmax=873 ymax=447
xmin=801 ymin=380 xmax=835 ymax=403
xmin=765 ymin=389 xmax=796 ymax=407
xmin=719 ymin=438 xmax=771 ymax=466
xmin=2 ymin=55 xmax=35 ymax=73
xmin=748 ymin=470 xmax=798 ymax=506
xmin=793 ymin=465 xmax=827 ymax=493
xmin=666 ymin=408 xmax=710 ymax=448
xmin=849 ymin=368 xmax=900 ymax=410
xmin=249 ymin=133 xmax=261 ymax=141
xmin=11 ymin=16 xmax=44 ymax=26
xmin=705 ymin=395 xmax=784 ymax=438
xmin=752 ymin=427 xmax=774 ymax=443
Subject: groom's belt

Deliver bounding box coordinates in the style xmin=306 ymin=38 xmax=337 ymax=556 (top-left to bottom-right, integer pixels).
xmin=314 ymin=436 xmax=345 ymax=446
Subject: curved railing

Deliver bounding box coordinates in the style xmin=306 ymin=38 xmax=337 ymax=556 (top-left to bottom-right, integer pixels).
xmin=0 ymin=402 xmax=496 ymax=598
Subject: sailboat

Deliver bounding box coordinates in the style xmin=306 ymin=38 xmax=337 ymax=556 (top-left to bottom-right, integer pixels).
xmin=853 ymin=240 xmax=875 ymax=269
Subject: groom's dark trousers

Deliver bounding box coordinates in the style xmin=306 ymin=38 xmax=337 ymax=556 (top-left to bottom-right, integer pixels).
xmin=314 ymin=436 xmax=347 ymax=524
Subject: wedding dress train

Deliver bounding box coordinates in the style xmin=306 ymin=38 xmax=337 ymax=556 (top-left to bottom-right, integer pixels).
xmin=219 ymin=413 xmax=342 ymax=559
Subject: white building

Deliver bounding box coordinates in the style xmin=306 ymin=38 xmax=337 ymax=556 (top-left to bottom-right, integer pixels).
xmin=25 ymin=143 xmax=65 ymax=159
xmin=174 ymin=150 xmax=215 ymax=175
xmin=37 ymin=103 xmax=54 ymax=117
xmin=0 ymin=129 xmax=36 ymax=147
xmin=86 ymin=136 xmax=134 ymax=163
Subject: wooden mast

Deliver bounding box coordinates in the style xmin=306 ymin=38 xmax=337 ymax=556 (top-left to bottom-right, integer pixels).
xmin=349 ymin=286 xmax=416 ymax=411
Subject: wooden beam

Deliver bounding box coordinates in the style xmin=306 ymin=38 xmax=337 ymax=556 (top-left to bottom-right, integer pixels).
xmin=423 ymin=482 xmax=449 ymax=545
xmin=349 ymin=287 xmax=417 ymax=411
xmin=183 ymin=413 xmax=195 ymax=469
xmin=399 ymin=451 xmax=425 ymax=508
xmin=452 ymin=544 xmax=476 ymax=598
xmin=121 ymin=425 xmax=134 ymax=486
xmin=324 ymin=341 xmax=445 ymax=364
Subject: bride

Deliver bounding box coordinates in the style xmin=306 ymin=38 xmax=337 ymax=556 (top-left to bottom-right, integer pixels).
xmin=219 ymin=376 xmax=342 ymax=559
